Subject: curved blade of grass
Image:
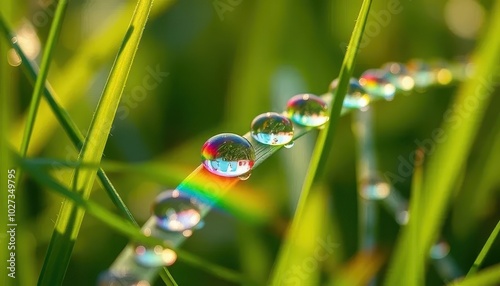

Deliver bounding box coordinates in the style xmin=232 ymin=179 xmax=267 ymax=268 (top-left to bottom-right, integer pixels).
xmin=466 ymin=220 xmax=500 ymax=276
xmin=416 ymin=0 xmax=500 ymax=280
xmin=0 ymin=15 xmax=137 ymax=226
xmin=269 ymin=0 xmax=372 ymax=284
xmin=17 ymin=156 xmax=251 ymax=285
xmin=38 ymin=0 xmax=155 ymax=285
xmin=9 ymin=0 xmax=175 ymax=155
xmin=448 ymin=264 xmax=500 ymax=286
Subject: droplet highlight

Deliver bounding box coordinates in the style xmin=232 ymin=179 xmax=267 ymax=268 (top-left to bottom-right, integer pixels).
xmin=286 ymin=93 xmax=329 ymax=127
xmin=406 ymin=59 xmax=436 ymax=90
xmin=359 ymin=69 xmax=396 ymax=101
xmin=251 ymin=112 xmax=294 ymax=146
xmin=430 ymin=240 xmax=450 ymax=260
xmin=382 ymin=62 xmax=415 ymax=92
xmin=329 ymin=78 xmax=371 ymax=109
xmin=359 ymin=176 xmax=391 ymax=200
xmin=153 ymin=190 xmax=202 ymax=232
xmin=201 ymin=133 xmax=255 ymax=177
xmin=135 ymin=244 xmax=177 ymax=267
xmin=284 ymin=141 xmax=295 ymax=149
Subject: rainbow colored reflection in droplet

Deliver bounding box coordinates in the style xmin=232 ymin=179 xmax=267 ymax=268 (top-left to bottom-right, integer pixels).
xmin=359 ymin=69 xmax=396 ymax=101
xmin=134 ymin=244 xmax=177 ymax=267
xmin=251 ymin=112 xmax=294 ymax=146
xmin=286 ymin=93 xmax=329 ymax=127
xmin=201 ymin=133 xmax=255 ymax=177
xmin=329 ymin=78 xmax=370 ymax=109
xmin=382 ymin=62 xmax=415 ymax=92
xmin=153 ymin=190 xmax=202 ymax=232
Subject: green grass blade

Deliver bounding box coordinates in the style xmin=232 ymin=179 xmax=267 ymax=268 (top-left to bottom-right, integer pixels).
xmin=269 ymin=0 xmax=373 ymax=284
xmin=466 ymin=220 xmax=500 ymax=276
xmin=448 ymin=264 xmax=500 ymax=286
xmin=385 ymin=150 xmax=426 ymax=286
xmin=0 ymin=15 xmax=138 ymax=226
xmin=17 ymin=0 xmax=68 ymax=160
xmin=38 ymin=0 xmax=155 ymax=285
xmin=416 ymin=0 xmax=500 ymax=278
xmin=10 ymin=0 xmax=175 ymax=155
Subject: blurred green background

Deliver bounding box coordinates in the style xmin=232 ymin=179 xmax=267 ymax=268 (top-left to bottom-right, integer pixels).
xmin=1 ymin=0 xmax=499 ymax=285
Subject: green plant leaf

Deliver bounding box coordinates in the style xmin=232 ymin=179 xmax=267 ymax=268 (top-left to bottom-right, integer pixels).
xmin=38 ymin=0 xmax=155 ymax=284
xmin=269 ymin=0 xmax=373 ymax=284
xmin=0 ymin=14 xmax=138 ymax=227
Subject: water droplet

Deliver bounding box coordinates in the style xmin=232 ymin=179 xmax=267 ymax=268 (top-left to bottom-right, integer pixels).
xmin=251 ymin=112 xmax=294 ymax=146
xmin=153 ymin=190 xmax=202 ymax=232
xmin=201 ymin=133 xmax=255 ymax=177
xmin=396 ymin=210 xmax=409 ymax=225
xmin=238 ymin=172 xmax=252 ymax=181
xmin=182 ymin=229 xmax=193 ymax=237
xmin=430 ymin=241 xmax=450 ymax=260
xmin=359 ymin=176 xmax=391 ymax=200
xmin=329 ymin=78 xmax=371 ymax=109
xmin=284 ymin=141 xmax=295 ymax=149
xmin=98 ymin=271 xmax=150 ymax=286
xmin=381 ymin=62 xmax=415 ymax=92
xmin=406 ymin=59 xmax=436 ymax=90
xmin=359 ymin=69 xmax=396 ymax=101
xmin=285 ymin=93 xmax=329 ymax=127
xmin=135 ymin=244 xmax=177 ymax=267
xmin=429 ymin=60 xmax=453 ymax=85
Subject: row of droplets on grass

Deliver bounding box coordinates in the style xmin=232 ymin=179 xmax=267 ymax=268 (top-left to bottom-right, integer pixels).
xmin=99 ymin=58 xmax=471 ymax=285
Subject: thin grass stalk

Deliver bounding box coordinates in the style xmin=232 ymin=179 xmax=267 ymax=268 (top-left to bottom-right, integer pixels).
xmin=16 ymin=0 xmax=68 ymax=176
xmin=269 ymin=0 xmax=373 ymax=283
xmin=466 ymin=220 xmax=500 ymax=276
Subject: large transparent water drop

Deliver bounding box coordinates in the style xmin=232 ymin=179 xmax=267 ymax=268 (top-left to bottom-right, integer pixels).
xmin=201 ymin=133 xmax=255 ymax=177
xmin=153 ymin=190 xmax=202 ymax=232
xmin=135 ymin=244 xmax=177 ymax=267
xmin=251 ymin=112 xmax=294 ymax=146
xmin=329 ymin=78 xmax=371 ymax=109
xmin=359 ymin=69 xmax=396 ymax=101
xmin=382 ymin=62 xmax=415 ymax=92
xmin=98 ymin=271 xmax=149 ymax=286
xmin=285 ymin=93 xmax=329 ymax=127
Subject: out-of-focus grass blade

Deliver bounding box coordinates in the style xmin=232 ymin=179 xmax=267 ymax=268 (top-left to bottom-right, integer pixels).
xmin=384 ymin=150 xmax=426 ymax=286
xmin=415 ymin=0 xmax=500 ymax=280
xmin=452 ymin=114 xmax=500 ymax=237
xmin=0 ymin=15 xmax=137 ymax=226
xmin=328 ymin=250 xmax=385 ymax=286
xmin=225 ymin=0 xmax=288 ymax=128
xmin=448 ymin=264 xmax=500 ymax=286
xmin=10 ymin=0 xmax=175 ymax=155
xmin=38 ymin=1 xmax=155 ymax=285
xmin=269 ymin=0 xmax=373 ymax=284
